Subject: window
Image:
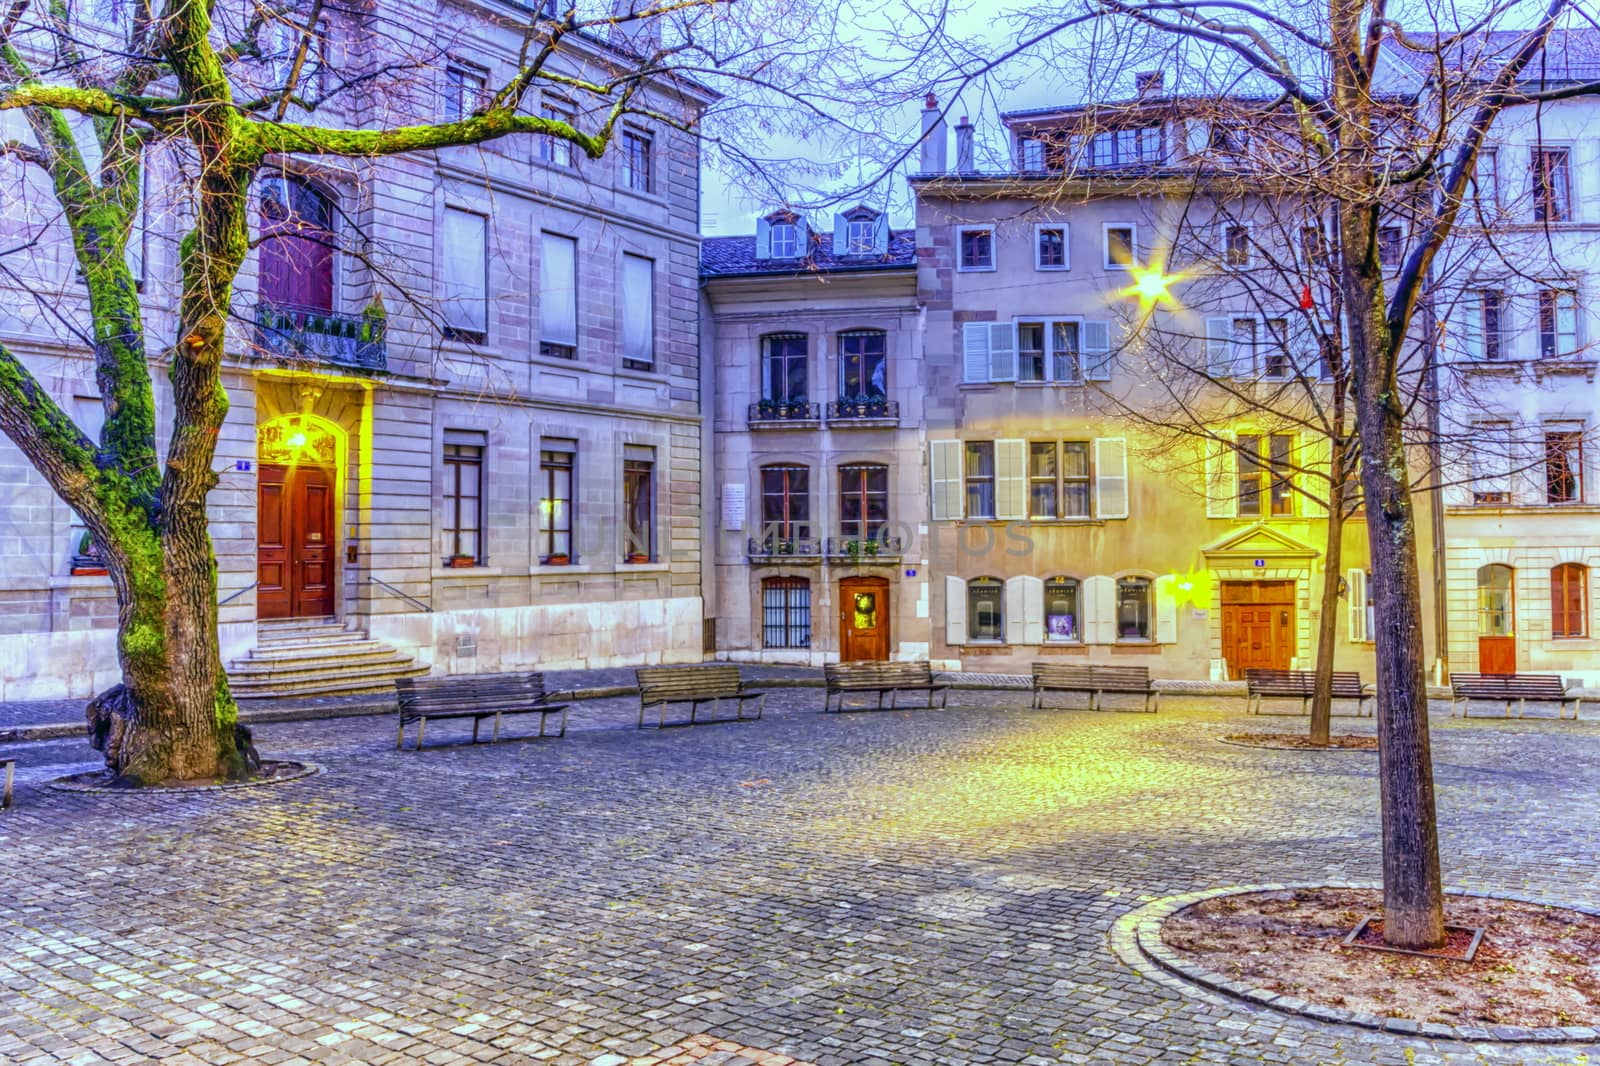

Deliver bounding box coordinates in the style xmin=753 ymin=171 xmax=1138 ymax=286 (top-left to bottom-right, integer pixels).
xmin=1477 ymin=564 xmax=1514 ymax=637
xmin=839 ymin=464 xmax=888 ymax=542
xmin=1231 ymin=317 xmax=1258 ymax=377
xmin=1378 ymin=225 xmax=1402 ymax=267
xmin=621 ymin=128 xmax=653 ymax=192
xmin=1104 ymin=225 xmax=1135 ymax=269
xmin=1052 ymin=321 xmax=1081 ymax=382
xmin=1467 ymin=290 xmax=1504 ymax=360
xmin=1545 ymin=426 xmax=1583 ymax=503
xmin=1018 ymin=322 xmax=1046 ymax=382
xmin=1117 ymin=577 xmax=1152 ymax=640
xmin=622 ymin=446 xmax=655 ymax=561
xmin=442 ymin=432 xmax=485 ymax=564
xmin=443 ymin=65 xmax=487 ymax=122
xmin=442 ymin=207 xmax=487 ymax=342
xmin=539 ymin=440 xmax=575 ymax=563
xmin=621 ymin=254 xmax=654 ymax=370
xmin=760 ymin=464 xmax=810 ymax=544
xmin=539 ymin=232 xmax=577 ymax=359
xmin=539 ymin=97 xmax=577 ymax=167
xmin=770 ymin=220 xmax=800 ymax=259
xmin=1263 ymin=318 xmax=1291 ymax=378
xmin=1223 ymin=224 xmax=1250 ymax=267
xmin=1237 ymin=434 xmax=1294 ymax=517
xmin=762 ymin=333 xmax=807 ymax=403
xmin=1532 ymin=147 xmax=1572 ymax=222
xmin=964 ymin=441 xmax=996 ymax=518
xmin=762 ymin=577 xmax=812 ymax=648
xmin=1538 ymin=288 xmax=1579 ymax=358
xmin=838 ymin=330 xmax=886 ymax=400
xmin=1028 ymin=441 xmax=1090 ymax=518
xmin=1302 ymin=222 xmax=1328 ymax=270
xmin=1470 ymin=420 xmax=1513 ymax=505
xmin=1044 ymin=577 xmax=1080 ymax=641
xmin=261 ymin=15 xmax=327 ymax=97
xmin=1019 ymin=136 xmax=1046 ymax=172
xmin=259 ymin=174 xmax=337 ymax=315
xmin=1035 ymin=225 xmax=1067 ymax=270
xmin=1085 ymin=126 xmax=1162 ymax=166
xmin=847 ymin=217 xmax=874 ymax=254
xmin=967 ymin=578 xmax=1004 ymax=642
xmin=1552 ymin=564 xmax=1587 ymax=639
xmin=1474 ymin=149 xmax=1499 ymax=212
xmin=957 ymin=226 xmax=994 ymax=271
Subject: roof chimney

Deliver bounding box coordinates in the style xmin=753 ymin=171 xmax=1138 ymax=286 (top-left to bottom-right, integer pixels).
xmin=954 ymin=116 xmax=975 ymax=174
xmin=918 ymin=93 xmax=947 ymax=176
xmin=1134 ymin=70 xmax=1163 ymax=96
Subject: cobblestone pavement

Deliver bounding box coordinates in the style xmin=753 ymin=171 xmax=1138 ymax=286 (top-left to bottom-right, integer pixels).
xmin=3 ymin=690 xmax=1599 ymax=1066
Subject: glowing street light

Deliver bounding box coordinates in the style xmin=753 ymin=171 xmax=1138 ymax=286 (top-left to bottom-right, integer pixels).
xmin=1130 ymin=266 xmax=1176 ymax=304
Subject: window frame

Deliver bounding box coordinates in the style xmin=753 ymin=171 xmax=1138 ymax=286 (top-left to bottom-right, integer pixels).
xmin=837 ymin=329 xmax=887 ymax=401
xmin=964 ymin=441 xmax=997 ymax=519
xmin=442 ymin=437 xmax=485 ymax=564
xmin=1532 ymin=146 xmax=1572 ymax=223
xmin=622 ymin=450 xmax=655 ymax=562
xmin=966 ymin=577 xmax=1005 ymax=643
xmin=1115 ymin=575 xmax=1154 ymax=642
xmin=538 ymin=231 xmax=579 ymax=359
xmin=759 ymin=464 xmax=811 ymax=543
xmin=440 ymin=205 xmax=488 ymax=344
xmin=1235 ymin=433 xmax=1296 ymax=517
xmin=1102 ymin=223 xmax=1136 ymax=270
xmin=620 ymin=252 xmax=655 ymax=371
xmin=1043 ymin=576 xmax=1082 ymax=642
xmin=620 ymin=127 xmax=654 ymax=194
xmin=838 ymin=463 xmax=889 ymax=542
xmin=769 ymin=220 xmax=801 ymax=259
xmin=956 ymin=225 xmax=996 ymax=272
xmin=1377 ymin=225 xmax=1402 ymax=268
xmin=1223 ymin=223 xmax=1252 ymax=268
xmin=761 ymin=576 xmax=812 ymax=649
xmin=761 ymin=332 xmax=808 ymax=404
xmin=1538 ymin=287 xmax=1580 ymax=358
xmin=1544 ymin=425 xmax=1583 ymax=504
xmin=1476 ymin=564 xmax=1514 ymax=637
xmin=1551 ymin=563 xmax=1588 ymax=639
xmin=538 ymin=95 xmax=578 ymax=168
xmin=443 ymin=63 xmax=489 ymax=123
xmin=538 ymin=441 xmax=575 ymax=564
xmin=1034 ymin=224 xmax=1069 ymax=270
xmin=846 ymin=216 xmax=875 ymax=254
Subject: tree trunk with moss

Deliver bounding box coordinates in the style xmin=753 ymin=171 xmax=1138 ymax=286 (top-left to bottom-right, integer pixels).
xmin=1308 ymin=468 xmax=1346 ymax=747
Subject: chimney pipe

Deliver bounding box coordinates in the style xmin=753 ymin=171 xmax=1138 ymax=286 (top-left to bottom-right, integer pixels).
xmin=919 ymin=93 xmax=947 ymax=176
xmin=954 ymin=115 xmax=975 ymax=175
xmin=1134 ymin=70 xmax=1163 ymax=96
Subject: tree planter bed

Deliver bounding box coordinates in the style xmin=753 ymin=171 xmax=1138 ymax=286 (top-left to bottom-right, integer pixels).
xmin=49 ymin=760 xmax=319 ymax=793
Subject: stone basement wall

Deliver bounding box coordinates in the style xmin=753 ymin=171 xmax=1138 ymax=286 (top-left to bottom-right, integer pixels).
xmin=0 ymin=622 xmax=258 ymax=701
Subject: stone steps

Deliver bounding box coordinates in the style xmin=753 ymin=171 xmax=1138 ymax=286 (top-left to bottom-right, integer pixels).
xmin=229 ymin=619 xmax=427 ymax=699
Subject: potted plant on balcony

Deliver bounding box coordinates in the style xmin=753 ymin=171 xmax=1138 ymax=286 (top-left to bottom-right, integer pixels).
xmin=756 ymin=399 xmax=781 ymax=420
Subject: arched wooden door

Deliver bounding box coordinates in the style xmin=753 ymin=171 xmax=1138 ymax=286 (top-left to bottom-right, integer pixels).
xmin=258 ymin=462 xmax=336 ymax=619
xmin=839 ymin=577 xmax=890 ymax=661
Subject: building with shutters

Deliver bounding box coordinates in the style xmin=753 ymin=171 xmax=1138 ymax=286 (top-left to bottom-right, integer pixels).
xmin=910 ymin=89 xmax=1442 ymax=679
xmin=701 ymin=210 xmax=928 ymax=664
xmin=0 ymin=6 xmax=713 ymax=698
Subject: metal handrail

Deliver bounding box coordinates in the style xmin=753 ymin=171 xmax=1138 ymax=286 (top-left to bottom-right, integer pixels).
xmin=218 ymin=581 xmax=258 ymax=607
xmin=823 ymin=535 xmax=905 ymax=558
xmin=368 ymin=575 xmax=432 ymax=613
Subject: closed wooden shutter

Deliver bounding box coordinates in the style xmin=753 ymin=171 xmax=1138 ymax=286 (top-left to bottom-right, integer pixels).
xmin=1094 ymin=437 xmax=1129 ymax=519
xmin=1347 ymin=568 xmax=1368 ymax=642
xmin=1299 ymin=435 xmax=1330 ymax=517
xmin=945 ymin=575 xmax=968 ymax=645
xmin=1154 ymin=574 xmax=1178 ymax=643
xmin=987 ymin=322 xmax=1017 ymax=382
xmin=1082 ymin=320 xmax=1113 ymax=380
xmin=1083 ymin=575 xmax=1116 ymax=644
xmin=1021 ymin=575 xmax=1045 ymax=645
xmin=1004 ymin=577 xmax=1027 ymax=644
xmin=1206 ymin=435 xmax=1237 ymax=518
xmin=963 ymin=323 xmax=990 ymax=383
xmin=754 ymin=216 xmax=772 ymax=259
xmin=929 ymin=440 xmax=964 ymax=520
xmin=995 ymin=439 xmax=1028 ymax=520
xmin=1205 ymin=317 xmax=1232 ymax=376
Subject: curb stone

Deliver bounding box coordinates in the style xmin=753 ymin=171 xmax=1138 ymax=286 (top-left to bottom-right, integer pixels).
xmin=1112 ymin=882 xmax=1600 ymax=1044
xmin=46 ymin=760 xmax=322 ymax=794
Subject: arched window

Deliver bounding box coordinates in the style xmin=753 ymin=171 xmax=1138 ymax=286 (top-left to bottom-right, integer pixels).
xmin=1117 ymin=576 xmax=1152 ymax=640
xmin=838 ymin=463 xmax=888 ymax=542
xmin=759 ymin=464 xmax=810 ymax=547
xmin=258 ymin=174 xmax=335 ymax=312
xmin=761 ymin=333 xmax=808 ymax=405
xmin=762 ymin=577 xmax=811 ymax=649
xmin=1477 ymin=564 xmax=1514 ymax=636
xmin=1044 ymin=577 xmax=1080 ymax=641
xmin=838 ymin=330 xmax=887 ymax=402
xmin=967 ymin=577 xmax=1004 ymax=642
xmin=1552 ymin=563 xmax=1587 ymax=639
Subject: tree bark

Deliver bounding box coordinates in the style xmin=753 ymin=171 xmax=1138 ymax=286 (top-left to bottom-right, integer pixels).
xmin=1308 ymin=469 xmax=1344 ymax=746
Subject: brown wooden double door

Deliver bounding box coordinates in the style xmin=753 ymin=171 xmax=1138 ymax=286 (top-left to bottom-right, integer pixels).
xmin=839 ymin=577 xmax=890 ymax=661
xmin=1220 ymin=580 xmax=1296 ymax=679
xmin=258 ymin=462 xmax=336 ymax=619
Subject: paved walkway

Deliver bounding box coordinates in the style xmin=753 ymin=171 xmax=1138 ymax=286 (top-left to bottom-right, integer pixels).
xmin=4 ymin=691 xmax=1599 ymax=1065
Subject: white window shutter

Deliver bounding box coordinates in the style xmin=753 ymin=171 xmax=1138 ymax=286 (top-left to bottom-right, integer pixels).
xmin=1346 ymin=568 xmax=1368 ymax=642
xmin=1083 ymin=575 xmax=1116 ymax=644
xmin=929 ymin=440 xmax=964 ymax=521
xmin=1299 ymin=435 xmax=1330 ymax=517
xmin=945 ymin=576 xmax=968 ymax=645
xmin=1206 ymin=435 xmax=1237 ymax=518
xmin=1205 ymin=317 xmax=1232 ymax=376
xmin=1082 ymin=320 xmax=1113 ymax=380
xmin=1004 ymin=577 xmax=1027 ymax=644
xmin=995 ymin=439 xmax=1028 ymax=520
xmin=963 ymin=323 xmax=991 ymax=383
xmin=1461 ymin=298 xmax=1483 ymax=361
xmin=832 ymin=214 xmax=848 ymax=256
xmin=988 ymin=322 xmax=1017 ymax=382
xmin=872 ymin=213 xmax=890 ymax=255
xmin=1154 ymin=574 xmax=1179 ymax=644
xmin=755 ymin=216 xmax=772 ymax=260
xmin=1094 ymin=437 xmax=1129 ymax=519
xmin=1022 ymin=575 xmax=1045 ymax=645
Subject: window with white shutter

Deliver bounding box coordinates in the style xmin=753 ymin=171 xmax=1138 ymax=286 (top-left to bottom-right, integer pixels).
xmin=539 ymin=232 xmax=578 ymax=358
xmin=1021 ymin=575 xmax=1045 ymax=645
xmin=1004 ymin=577 xmax=1028 ymax=644
xmin=1082 ymin=320 xmax=1113 ymax=380
xmin=929 ymin=440 xmax=964 ymax=520
xmin=995 ymin=439 xmax=1028 ymax=520
xmin=442 ymin=208 xmax=488 ymax=340
xmin=1154 ymin=574 xmax=1178 ymax=643
xmin=963 ymin=323 xmax=991 ymax=383
xmin=1299 ymin=436 xmax=1330 ymax=517
xmin=621 ymin=253 xmax=653 ymax=370
xmin=944 ymin=575 xmax=968 ymax=645
xmin=1346 ymin=567 xmax=1370 ymax=642
xmin=987 ymin=322 xmax=1017 ymax=382
xmin=1205 ymin=435 xmax=1237 ymax=518
xmin=1205 ymin=317 xmax=1232 ymax=376
xmin=1094 ymin=437 xmax=1129 ymax=519
xmin=1082 ymin=575 xmax=1116 ymax=643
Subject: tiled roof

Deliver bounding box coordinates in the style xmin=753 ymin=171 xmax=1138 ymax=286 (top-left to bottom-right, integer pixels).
xmin=1384 ymin=28 xmax=1600 ymax=82
xmin=701 ymin=229 xmax=918 ymax=278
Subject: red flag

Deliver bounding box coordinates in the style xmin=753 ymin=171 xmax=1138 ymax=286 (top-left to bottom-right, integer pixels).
xmin=1300 ymin=284 xmax=1315 ymax=310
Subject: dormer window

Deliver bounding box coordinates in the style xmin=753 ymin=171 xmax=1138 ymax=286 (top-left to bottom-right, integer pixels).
xmin=847 ymin=217 xmax=873 ymax=254
xmin=771 ymin=221 xmax=800 ymax=258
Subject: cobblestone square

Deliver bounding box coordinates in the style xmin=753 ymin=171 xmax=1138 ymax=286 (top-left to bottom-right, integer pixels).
xmin=4 ymin=692 xmax=1599 ymax=1065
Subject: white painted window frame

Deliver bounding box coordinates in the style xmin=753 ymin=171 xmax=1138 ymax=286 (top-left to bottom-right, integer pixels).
xmin=1102 ymin=222 xmax=1137 ymax=271
xmin=955 ymin=224 xmax=997 ymax=272
xmin=1033 ymin=223 xmax=1069 ymax=271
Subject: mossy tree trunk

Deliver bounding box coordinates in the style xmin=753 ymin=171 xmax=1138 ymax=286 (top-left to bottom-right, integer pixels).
xmin=1308 ymin=455 xmax=1347 ymax=748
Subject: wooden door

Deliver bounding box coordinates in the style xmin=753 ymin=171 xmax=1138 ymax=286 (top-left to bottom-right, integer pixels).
xmin=257 ymin=462 xmax=336 ymax=619
xmin=1220 ymin=581 xmax=1295 ymax=679
xmin=1478 ymin=636 xmax=1516 ymax=675
xmin=839 ymin=577 xmax=890 ymax=661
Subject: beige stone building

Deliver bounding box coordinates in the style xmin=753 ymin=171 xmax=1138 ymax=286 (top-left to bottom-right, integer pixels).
xmin=0 ymin=4 xmax=712 ymax=698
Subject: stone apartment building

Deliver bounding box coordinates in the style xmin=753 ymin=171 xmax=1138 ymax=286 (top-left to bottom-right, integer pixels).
xmin=0 ymin=2 xmax=712 ymax=699
xmin=701 ymin=213 xmax=927 ymax=665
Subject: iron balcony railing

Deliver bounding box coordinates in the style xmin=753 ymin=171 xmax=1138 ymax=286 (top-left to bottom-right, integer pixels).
xmin=826 ymin=398 xmax=899 ymax=422
xmin=747 ymin=400 xmax=821 ymax=425
xmin=824 ymin=535 xmax=904 ymax=561
xmin=254 ymin=302 xmax=386 ymax=371
xmin=746 ymin=535 xmax=823 ymax=561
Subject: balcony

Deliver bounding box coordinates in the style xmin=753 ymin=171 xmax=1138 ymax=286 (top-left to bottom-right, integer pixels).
xmin=824 ymin=535 xmax=904 ymax=563
xmin=826 ymin=398 xmax=899 ymax=427
xmin=253 ymin=303 xmax=386 ymax=372
xmin=747 ymin=401 xmax=821 ymax=429
xmin=746 ymin=536 xmax=823 ymax=564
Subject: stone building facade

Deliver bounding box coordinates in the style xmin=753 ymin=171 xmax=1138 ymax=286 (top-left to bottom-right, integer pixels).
xmin=0 ymin=4 xmax=712 ymax=698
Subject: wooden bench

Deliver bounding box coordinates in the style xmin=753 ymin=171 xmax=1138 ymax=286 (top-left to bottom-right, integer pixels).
xmin=1449 ymin=673 xmax=1581 ymax=719
xmin=1 ymin=757 xmax=12 ymax=810
xmin=636 ymin=665 xmax=765 ymax=728
xmin=824 ymin=662 xmax=948 ymax=713
xmin=1245 ymin=668 xmax=1373 ymax=717
xmin=395 ymin=672 xmax=569 ymax=751
xmin=1031 ymin=663 xmax=1159 ymax=713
